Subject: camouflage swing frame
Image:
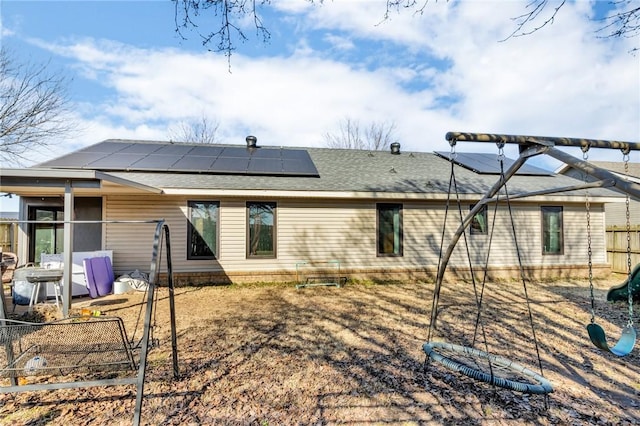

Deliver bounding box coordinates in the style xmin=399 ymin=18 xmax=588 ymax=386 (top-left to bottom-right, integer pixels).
xmin=425 ymin=131 xmax=640 ymax=390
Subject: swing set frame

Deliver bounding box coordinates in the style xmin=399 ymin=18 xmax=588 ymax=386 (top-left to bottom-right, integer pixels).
xmin=432 ymin=131 xmax=640 ymax=328
xmin=0 ymin=219 xmax=179 ymax=426
xmin=426 ymin=131 xmax=640 ymax=393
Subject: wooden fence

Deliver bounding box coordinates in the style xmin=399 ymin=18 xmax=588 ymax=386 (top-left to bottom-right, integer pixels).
xmin=606 ymin=226 xmax=640 ymax=273
xmin=0 ymin=222 xmax=17 ymax=253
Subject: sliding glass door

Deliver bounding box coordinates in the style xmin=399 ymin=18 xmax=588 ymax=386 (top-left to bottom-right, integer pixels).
xmin=29 ymin=207 xmax=64 ymax=263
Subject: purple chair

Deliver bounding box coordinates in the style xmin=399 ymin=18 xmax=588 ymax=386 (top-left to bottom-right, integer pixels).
xmin=83 ymin=256 xmax=114 ymax=298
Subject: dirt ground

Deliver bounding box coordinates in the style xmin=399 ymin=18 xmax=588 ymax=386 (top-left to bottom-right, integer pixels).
xmin=1 ymin=274 xmax=639 ymax=425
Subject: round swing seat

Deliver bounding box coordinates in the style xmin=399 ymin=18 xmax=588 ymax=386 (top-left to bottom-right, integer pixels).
xmin=423 ymin=342 xmax=553 ymax=395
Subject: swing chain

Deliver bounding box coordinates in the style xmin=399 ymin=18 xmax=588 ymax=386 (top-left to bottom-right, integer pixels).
xmin=583 ymin=149 xmax=596 ymax=324
xmin=449 ymin=138 xmax=457 ymax=160
xmin=496 ymin=142 xmax=505 ymax=161
xmin=623 ymin=153 xmax=634 ymax=327
xmin=581 ymin=142 xmax=590 ymax=160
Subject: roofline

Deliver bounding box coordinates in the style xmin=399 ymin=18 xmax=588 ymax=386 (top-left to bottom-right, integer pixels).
xmin=161 ymin=188 xmax=622 ymax=203
xmin=96 ymin=171 xmax=163 ymax=194
xmin=1 ymin=167 xmax=100 ymax=179
xmin=0 ymin=168 xmax=162 ymax=194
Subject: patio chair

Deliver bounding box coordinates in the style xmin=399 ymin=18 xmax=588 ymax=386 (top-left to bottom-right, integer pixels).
xmin=3 ymin=253 xmax=39 ymax=311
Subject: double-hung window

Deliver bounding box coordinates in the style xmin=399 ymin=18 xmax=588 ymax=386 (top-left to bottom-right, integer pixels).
xmin=541 ymin=206 xmax=563 ymax=255
xmin=377 ymin=203 xmax=403 ymax=256
xmin=187 ymin=201 xmax=219 ymax=260
xmin=247 ymin=202 xmax=276 ymax=258
xmin=470 ymin=204 xmax=488 ymax=235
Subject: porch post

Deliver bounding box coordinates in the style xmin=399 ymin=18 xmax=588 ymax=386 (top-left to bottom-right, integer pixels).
xmin=62 ymin=181 xmax=74 ymax=317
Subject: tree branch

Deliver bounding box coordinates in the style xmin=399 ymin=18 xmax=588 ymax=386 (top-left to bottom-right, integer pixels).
xmin=0 ymin=48 xmax=76 ymax=165
xmin=500 ymin=0 xmax=566 ymax=42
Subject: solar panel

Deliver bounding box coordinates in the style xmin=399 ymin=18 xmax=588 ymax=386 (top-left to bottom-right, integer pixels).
xmin=251 ymin=148 xmax=282 ymax=159
xmin=220 ymin=147 xmax=251 ymax=159
xmin=40 ymin=152 xmax=106 ymax=168
xmin=37 ymin=140 xmax=320 ymax=177
xmin=189 ymin=145 xmax=224 ymax=156
xmin=80 ymin=141 xmax=130 ymax=153
xmin=87 ymin=153 xmax=140 ymax=169
xmin=434 ymin=152 xmax=553 ymax=176
xmin=210 ymin=157 xmax=250 ymax=172
xmin=248 ymin=158 xmax=282 ymax=173
xmin=131 ymin=155 xmax=180 ymax=170
xmin=154 ymin=144 xmax=195 ymax=156
xmin=117 ymin=143 xmax=165 ymax=154
xmin=172 ymin=155 xmax=215 ymax=171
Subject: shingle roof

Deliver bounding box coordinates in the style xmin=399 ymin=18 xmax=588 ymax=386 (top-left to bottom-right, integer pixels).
xmin=46 ymin=139 xmax=616 ymax=199
xmin=589 ymin=161 xmax=640 ymax=179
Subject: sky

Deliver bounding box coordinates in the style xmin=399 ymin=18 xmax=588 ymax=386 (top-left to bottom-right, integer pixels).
xmin=1 ymin=0 xmax=639 ymax=211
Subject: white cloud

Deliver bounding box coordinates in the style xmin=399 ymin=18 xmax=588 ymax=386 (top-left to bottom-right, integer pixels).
xmin=1 ymin=26 xmax=15 ymax=38
xmin=14 ymin=0 xmax=639 ymax=170
xmin=322 ymin=34 xmax=355 ymax=51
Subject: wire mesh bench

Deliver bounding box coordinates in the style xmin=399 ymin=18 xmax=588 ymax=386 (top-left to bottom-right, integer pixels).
xmin=0 ymin=219 xmax=178 ymax=426
xmin=1 ymin=317 xmax=137 ymax=382
xmin=295 ymin=260 xmax=345 ymax=289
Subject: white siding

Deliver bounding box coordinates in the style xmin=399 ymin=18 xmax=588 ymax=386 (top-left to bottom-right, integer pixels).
xmin=605 ymin=201 xmax=640 ymax=227
xmin=104 ymin=196 xmax=186 ymax=274
xmin=103 ymin=195 xmax=608 ymax=282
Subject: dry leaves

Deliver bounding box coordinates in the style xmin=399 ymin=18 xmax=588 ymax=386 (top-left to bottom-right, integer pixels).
xmin=1 ymin=276 xmax=639 ymax=425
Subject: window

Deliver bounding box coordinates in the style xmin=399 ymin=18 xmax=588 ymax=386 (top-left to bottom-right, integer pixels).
xmin=28 ymin=206 xmax=64 ymax=263
xmin=247 ymin=202 xmax=276 ymax=258
xmin=187 ymin=201 xmax=219 ymax=260
xmin=377 ymin=203 xmax=403 ymax=256
xmin=541 ymin=206 xmax=563 ymax=255
xmin=470 ymin=204 xmax=488 ymax=235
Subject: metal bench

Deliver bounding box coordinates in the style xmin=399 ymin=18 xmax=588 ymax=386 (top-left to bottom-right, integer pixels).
xmin=295 ymin=260 xmax=345 ymax=289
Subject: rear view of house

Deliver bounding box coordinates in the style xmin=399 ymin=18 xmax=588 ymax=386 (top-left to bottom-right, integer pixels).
xmin=0 ymin=136 xmax=624 ymax=285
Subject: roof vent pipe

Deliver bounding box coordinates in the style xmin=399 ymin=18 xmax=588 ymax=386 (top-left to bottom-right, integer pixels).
xmin=390 ymin=142 xmax=401 ymax=155
xmin=246 ymin=135 xmax=258 ymax=148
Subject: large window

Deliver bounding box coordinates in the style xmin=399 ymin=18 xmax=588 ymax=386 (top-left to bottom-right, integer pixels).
xmin=541 ymin=206 xmax=563 ymax=255
xmin=470 ymin=204 xmax=488 ymax=235
xmin=187 ymin=201 xmax=219 ymax=260
xmin=247 ymin=202 xmax=276 ymax=258
xmin=377 ymin=203 xmax=403 ymax=257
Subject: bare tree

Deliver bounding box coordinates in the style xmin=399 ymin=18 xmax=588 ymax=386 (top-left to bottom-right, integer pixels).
xmin=499 ymin=0 xmax=639 ymax=52
xmin=168 ymin=114 xmax=220 ymax=144
xmin=174 ymin=1 xmax=640 ymax=55
xmin=0 ymin=48 xmax=75 ymax=165
xmin=174 ymin=0 xmax=273 ymax=58
xmin=324 ymin=117 xmax=397 ymax=151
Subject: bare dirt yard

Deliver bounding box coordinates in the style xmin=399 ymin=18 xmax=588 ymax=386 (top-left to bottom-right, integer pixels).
xmin=1 ymin=274 xmax=639 ymax=425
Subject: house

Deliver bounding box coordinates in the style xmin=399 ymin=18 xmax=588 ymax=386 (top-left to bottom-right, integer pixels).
xmin=558 ymin=160 xmax=640 ymax=272
xmin=0 ymin=137 xmax=624 ymax=286
xmin=557 ymin=161 xmax=640 ymax=227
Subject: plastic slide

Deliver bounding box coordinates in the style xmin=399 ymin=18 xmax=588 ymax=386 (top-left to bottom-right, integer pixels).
xmin=607 ymin=263 xmax=640 ymax=303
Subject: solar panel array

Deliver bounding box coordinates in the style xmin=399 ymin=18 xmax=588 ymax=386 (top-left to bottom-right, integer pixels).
xmin=434 ymin=152 xmax=553 ymax=176
xmin=39 ymin=141 xmax=320 ymax=177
